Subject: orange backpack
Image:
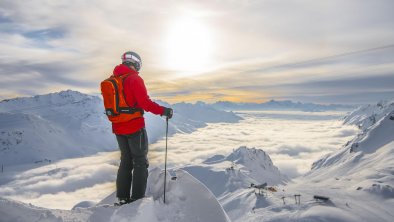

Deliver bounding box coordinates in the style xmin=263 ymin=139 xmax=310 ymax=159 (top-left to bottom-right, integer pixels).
xmin=100 ymin=74 xmax=144 ymax=123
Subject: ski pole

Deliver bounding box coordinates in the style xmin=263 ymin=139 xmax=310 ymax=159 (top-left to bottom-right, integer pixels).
xmin=164 ymin=117 xmax=169 ymax=203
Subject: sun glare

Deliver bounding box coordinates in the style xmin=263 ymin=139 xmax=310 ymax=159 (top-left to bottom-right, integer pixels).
xmin=164 ymin=16 xmax=213 ymax=75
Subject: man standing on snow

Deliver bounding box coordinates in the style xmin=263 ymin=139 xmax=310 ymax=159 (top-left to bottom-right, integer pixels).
xmin=108 ymin=51 xmax=173 ymax=205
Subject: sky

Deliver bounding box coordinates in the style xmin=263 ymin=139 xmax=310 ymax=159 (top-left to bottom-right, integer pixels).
xmin=1 ymin=0 xmax=394 ymax=104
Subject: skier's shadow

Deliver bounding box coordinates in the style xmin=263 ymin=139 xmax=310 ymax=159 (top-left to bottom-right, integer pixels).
xmin=312 ymin=199 xmax=335 ymax=207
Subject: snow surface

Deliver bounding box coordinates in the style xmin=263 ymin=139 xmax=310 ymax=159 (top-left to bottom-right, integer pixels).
xmin=183 ymin=146 xmax=287 ymax=197
xmin=0 ymin=169 xmax=230 ymax=222
xmin=343 ymin=99 xmax=394 ymax=131
xmin=309 ymin=99 xmax=394 ymax=199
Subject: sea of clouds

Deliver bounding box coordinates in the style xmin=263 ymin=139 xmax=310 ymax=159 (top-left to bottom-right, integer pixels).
xmin=149 ymin=110 xmax=358 ymax=178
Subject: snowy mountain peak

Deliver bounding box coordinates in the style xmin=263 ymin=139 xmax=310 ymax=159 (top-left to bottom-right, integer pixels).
xmin=0 ymin=90 xmax=99 ymax=108
xmin=201 ymin=146 xmax=281 ymax=179
xmin=226 ymin=146 xmax=272 ymax=166
xmin=51 ymin=89 xmax=97 ymax=102
xmin=184 ymin=146 xmax=287 ymax=198
xmin=336 ymin=99 xmax=394 ymax=155
xmin=227 ymin=146 xmax=287 ymax=184
xmin=343 ymin=99 xmax=394 ymax=131
xmin=349 ymin=109 xmax=394 ymax=154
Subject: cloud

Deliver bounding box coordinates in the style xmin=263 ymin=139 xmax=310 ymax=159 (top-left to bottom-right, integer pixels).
xmin=149 ymin=44 xmax=394 ymax=103
xmin=274 ymin=161 xmax=303 ymax=178
xmin=148 ymin=110 xmax=359 ymax=178
xmin=1 ymin=0 xmax=394 ymax=103
xmin=0 ymin=152 xmax=118 ymax=209
xmin=267 ymin=73 xmax=394 ymax=104
xmin=0 ymin=59 xmax=95 ymax=97
xmin=275 ymin=145 xmax=313 ymax=157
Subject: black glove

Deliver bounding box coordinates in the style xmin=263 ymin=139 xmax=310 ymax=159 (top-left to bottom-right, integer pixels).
xmin=162 ymin=107 xmax=173 ymax=119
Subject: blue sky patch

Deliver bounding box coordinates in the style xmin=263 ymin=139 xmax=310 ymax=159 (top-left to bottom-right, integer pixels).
xmin=23 ymin=28 xmax=65 ymax=41
xmin=0 ymin=15 xmax=12 ymax=23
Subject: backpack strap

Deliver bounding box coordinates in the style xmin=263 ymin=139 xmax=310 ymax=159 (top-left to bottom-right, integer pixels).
xmin=118 ymin=73 xmax=144 ymax=115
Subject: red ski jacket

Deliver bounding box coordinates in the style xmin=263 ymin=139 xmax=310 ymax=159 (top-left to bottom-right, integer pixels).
xmin=111 ymin=64 xmax=165 ymax=135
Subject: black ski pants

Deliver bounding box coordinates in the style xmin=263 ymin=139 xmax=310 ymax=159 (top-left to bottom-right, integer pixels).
xmin=115 ymin=128 xmax=149 ymax=200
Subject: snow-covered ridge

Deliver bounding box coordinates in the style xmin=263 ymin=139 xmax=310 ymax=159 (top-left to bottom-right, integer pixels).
xmin=0 ymin=90 xmax=113 ymax=166
xmin=0 ymin=90 xmax=241 ymax=166
xmin=184 ymin=146 xmax=287 ymax=196
xmin=313 ymin=99 xmax=394 ymax=168
xmin=0 ymin=90 xmax=99 ymax=107
xmin=343 ymin=99 xmax=394 ymax=131
xmin=309 ymin=99 xmax=394 ymax=200
xmin=182 ymin=146 xmax=288 ymax=221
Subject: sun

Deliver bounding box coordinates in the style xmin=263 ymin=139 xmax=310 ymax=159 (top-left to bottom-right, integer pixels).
xmin=164 ymin=16 xmax=213 ymax=75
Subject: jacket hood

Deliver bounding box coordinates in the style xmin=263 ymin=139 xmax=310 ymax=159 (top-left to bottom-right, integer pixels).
xmin=113 ymin=64 xmax=139 ymax=77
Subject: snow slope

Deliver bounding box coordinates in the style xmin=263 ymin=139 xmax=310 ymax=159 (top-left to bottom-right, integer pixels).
xmin=0 ymin=90 xmax=114 ymax=165
xmin=343 ymin=99 xmax=394 ymax=131
xmin=183 ymin=146 xmax=287 ymax=197
xmin=285 ymin=99 xmax=394 ymax=222
xmin=0 ymin=90 xmax=241 ymax=165
xmin=0 ymin=169 xmax=230 ymax=222
xmin=309 ymin=99 xmax=394 ymax=198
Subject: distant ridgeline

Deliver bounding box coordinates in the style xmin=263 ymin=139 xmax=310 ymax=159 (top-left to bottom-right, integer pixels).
xmin=211 ymin=100 xmax=356 ymax=112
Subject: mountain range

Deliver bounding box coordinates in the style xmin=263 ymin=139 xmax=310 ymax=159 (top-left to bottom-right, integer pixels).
xmin=212 ymin=100 xmax=356 ymax=112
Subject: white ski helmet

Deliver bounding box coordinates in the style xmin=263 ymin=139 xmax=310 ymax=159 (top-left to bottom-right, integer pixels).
xmin=121 ymin=51 xmax=142 ymax=71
